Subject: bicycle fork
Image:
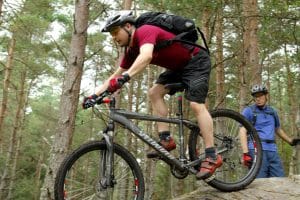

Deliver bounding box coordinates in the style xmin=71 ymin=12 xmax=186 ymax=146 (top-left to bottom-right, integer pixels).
xmin=99 ymin=119 xmax=115 ymax=190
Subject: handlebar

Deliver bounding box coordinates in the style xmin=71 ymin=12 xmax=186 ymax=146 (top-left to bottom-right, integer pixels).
xmin=95 ymin=91 xmax=114 ymax=105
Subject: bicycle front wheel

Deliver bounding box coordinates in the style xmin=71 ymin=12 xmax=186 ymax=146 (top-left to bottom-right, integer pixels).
xmin=55 ymin=140 xmax=145 ymax=200
xmin=189 ymin=109 xmax=262 ymax=192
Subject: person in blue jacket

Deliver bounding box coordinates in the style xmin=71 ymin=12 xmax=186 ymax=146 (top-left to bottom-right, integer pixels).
xmin=239 ymin=84 xmax=299 ymax=178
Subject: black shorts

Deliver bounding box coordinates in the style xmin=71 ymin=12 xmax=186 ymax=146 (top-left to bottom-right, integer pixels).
xmin=156 ymin=50 xmax=211 ymax=103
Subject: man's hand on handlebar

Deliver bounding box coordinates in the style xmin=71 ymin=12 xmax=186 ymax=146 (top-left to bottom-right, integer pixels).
xmin=82 ymin=91 xmax=110 ymax=109
xmin=82 ymin=94 xmax=98 ymax=109
xmin=82 ymin=73 xmax=130 ymax=110
xmin=107 ymin=73 xmax=130 ymax=93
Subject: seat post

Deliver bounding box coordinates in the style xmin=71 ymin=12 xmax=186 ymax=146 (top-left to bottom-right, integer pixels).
xmin=176 ymin=91 xmax=183 ymax=119
xmin=176 ymin=91 xmax=186 ymax=161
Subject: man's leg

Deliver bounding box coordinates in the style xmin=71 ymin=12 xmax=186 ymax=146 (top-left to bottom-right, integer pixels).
xmin=190 ymin=102 xmax=222 ymax=179
xmin=268 ymin=151 xmax=285 ymax=177
xmin=190 ymin=102 xmax=214 ymax=148
xmin=255 ymin=150 xmax=269 ymax=178
xmin=148 ymin=84 xmax=169 ymax=132
xmin=179 ymin=49 xmax=220 ymax=179
xmin=147 ymin=84 xmax=176 ymax=158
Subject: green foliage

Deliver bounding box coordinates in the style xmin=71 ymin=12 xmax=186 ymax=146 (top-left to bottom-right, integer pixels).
xmin=153 ymin=162 xmax=172 ymax=199
xmin=12 ymin=178 xmax=37 ymax=200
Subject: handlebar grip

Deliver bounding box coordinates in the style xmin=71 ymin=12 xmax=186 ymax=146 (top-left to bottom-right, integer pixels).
xmin=95 ymin=91 xmax=110 ymax=104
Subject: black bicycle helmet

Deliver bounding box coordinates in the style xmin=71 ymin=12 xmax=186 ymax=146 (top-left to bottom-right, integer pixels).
xmin=251 ymin=84 xmax=268 ymax=96
xmin=101 ymin=11 xmax=136 ymax=32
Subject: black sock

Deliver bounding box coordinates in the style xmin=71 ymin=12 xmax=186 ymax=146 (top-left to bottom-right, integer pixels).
xmin=205 ymin=147 xmax=216 ymax=159
xmin=159 ymin=131 xmax=171 ymax=141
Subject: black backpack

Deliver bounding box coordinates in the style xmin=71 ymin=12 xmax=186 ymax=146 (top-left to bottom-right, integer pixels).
xmin=135 ymin=11 xmax=210 ymax=54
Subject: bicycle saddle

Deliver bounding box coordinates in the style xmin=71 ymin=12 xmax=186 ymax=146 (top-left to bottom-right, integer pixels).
xmin=164 ymin=83 xmax=185 ymax=92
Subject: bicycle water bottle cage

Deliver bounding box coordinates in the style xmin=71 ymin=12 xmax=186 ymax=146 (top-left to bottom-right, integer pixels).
xmin=165 ymin=83 xmax=185 ymax=95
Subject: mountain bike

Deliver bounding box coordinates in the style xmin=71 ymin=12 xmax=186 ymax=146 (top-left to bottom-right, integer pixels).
xmin=54 ymin=83 xmax=262 ymax=200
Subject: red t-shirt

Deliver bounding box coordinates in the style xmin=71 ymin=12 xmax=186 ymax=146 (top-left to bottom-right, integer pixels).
xmin=120 ymin=25 xmax=199 ymax=71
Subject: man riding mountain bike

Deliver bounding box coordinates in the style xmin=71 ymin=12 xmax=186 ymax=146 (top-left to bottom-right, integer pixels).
xmin=82 ymin=11 xmax=222 ymax=179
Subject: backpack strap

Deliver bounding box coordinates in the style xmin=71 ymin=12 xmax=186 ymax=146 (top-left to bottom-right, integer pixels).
xmin=171 ymin=30 xmax=210 ymax=54
xmin=153 ymin=32 xmax=189 ymax=51
xmin=250 ymin=105 xmax=258 ymax=126
xmin=154 ymin=29 xmax=210 ymax=54
xmin=197 ymin=27 xmax=210 ymax=55
xmin=265 ymin=106 xmax=279 ymax=128
xmin=250 ymin=105 xmax=277 ymax=126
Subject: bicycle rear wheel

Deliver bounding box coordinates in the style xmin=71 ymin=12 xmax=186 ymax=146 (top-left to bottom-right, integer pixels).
xmin=188 ymin=109 xmax=262 ymax=192
xmin=55 ymin=140 xmax=145 ymax=200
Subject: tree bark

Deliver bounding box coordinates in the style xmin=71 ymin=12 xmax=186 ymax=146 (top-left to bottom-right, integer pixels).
xmin=40 ymin=1 xmax=89 ymax=199
xmin=215 ymin=1 xmax=225 ymax=109
xmin=133 ymin=74 xmax=142 ymax=156
xmin=0 ymin=36 xmax=16 ymax=198
xmin=7 ymin=70 xmax=27 ymax=200
xmin=240 ymin=0 xmax=259 ymax=111
xmin=201 ymin=5 xmax=212 ymax=109
xmin=0 ymin=0 xmax=3 ymax=20
xmin=0 ymin=37 xmax=15 ymax=150
xmin=201 ymin=6 xmax=211 ymax=47
xmin=0 ymin=70 xmax=27 ymax=200
xmin=123 ymin=0 xmax=132 ymax=9
xmin=242 ymin=0 xmax=260 ymax=85
xmin=283 ymin=44 xmax=299 ymax=175
xmin=144 ymin=67 xmax=155 ymax=200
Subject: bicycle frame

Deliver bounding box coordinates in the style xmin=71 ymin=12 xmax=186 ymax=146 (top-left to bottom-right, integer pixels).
xmin=56 ymin=92 xmax=263 ymax=197
xmin=99 ymin=94 xmax=203 ymax=177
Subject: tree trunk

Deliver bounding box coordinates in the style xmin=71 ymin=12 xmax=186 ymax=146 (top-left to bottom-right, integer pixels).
xmin=201 ymin=5 xmax=213 ymax=109
xmin=133 ymin=74 xmax=142 ymax=156
xmin=0 ymin=36 xmax=16 ymax=198
xmin=35 ymin=140 xmax=46 ymax=200
xmin=242 ymin=0 xmax=260 ymax=85
xmin=0 ymin=36 xmax=15 ymax=150
xmin=0 ymin=70 xmax=27 ymax=200
xmin=240 ymin=0 xmax=259 ymax=111
xmin=284 ymin=44 xmax=298 ymax=175
xmin=201 ymin=6 xmax=211 ymax=47
xmin=40 ymin=1 xmax=89 ymax=199
xmin=120 ymin=1 xmax=135 ymax=198
xmin=123 ymin=0 xmax=132 ymax=9
xmin=0 ymin=0 xmax=3 ymax=20
xmin=144 ymin=67 xmax=155 ymax=200
xmin=8 ymin=70 xmax=27 ymax=200
xmin=215 ymin=2 xmax=225 ymax=109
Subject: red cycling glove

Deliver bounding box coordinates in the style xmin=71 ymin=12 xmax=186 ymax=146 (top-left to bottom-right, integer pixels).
xmin=108 ymin=73 xmax=130 ymax=93
xmin=242 ymin=152 xmax=253 ymax=168
xmin=82 ymin=94 xmax=98 ymax=109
